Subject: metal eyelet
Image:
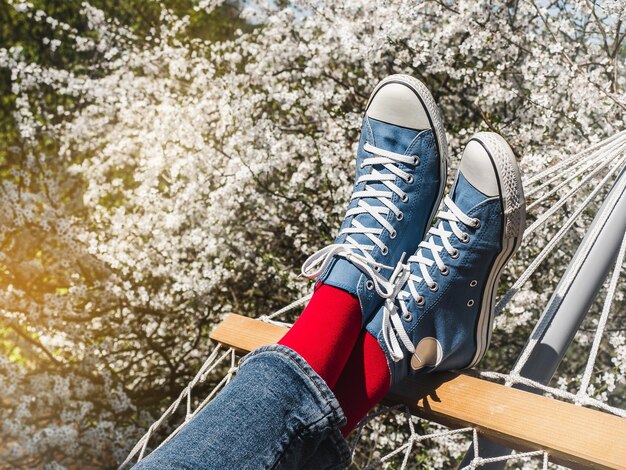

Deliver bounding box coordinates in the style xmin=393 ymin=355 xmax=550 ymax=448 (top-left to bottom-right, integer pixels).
xmin=467 ymin=299 xmax=475 ymax=307
xmin=401 ymin=194 xmax=409 ymax=203
xmin=381 ymin=246 xmax=388 ymax=255
xmin=429 ymin=283 xmax=438 ymax=292
xmin=366 ymin=280 xmax=374 ymax=291
xmin=472 ymin=219 xmax=481 ymax=229
xmin=396 ymin=212 xmax=404 ymax=221
xmin=416 ymin=296 xmax=425 ymax=306
xmin=403 ymin=312 xmax=412 ymax=322
xmin=405 ymin=175 xmax=414 ymax=184
xmin=450 ymin=249 xmax=460 ymax=259
xmin=460 ymin=233 xmax=470 ymax=243
xmin=389 ymin=230 xmax=397 ymax=239
xmin=440 ymin=266 xmax=449 ymax=276
xmin=470 ymin=280 xmax=477 ymax=287
xmin=413 ymin=156 xmax=420 ymax=165
xmin=374 ymin=266 xmax=381 ymax=272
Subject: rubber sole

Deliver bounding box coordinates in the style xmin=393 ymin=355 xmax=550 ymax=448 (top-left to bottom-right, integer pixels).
xmin=464 ymin=132 xmax=526 ymax=368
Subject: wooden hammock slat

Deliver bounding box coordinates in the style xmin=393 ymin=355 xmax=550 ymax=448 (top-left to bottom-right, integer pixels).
xmin=210 ymin=314 xmax=626 ymax=470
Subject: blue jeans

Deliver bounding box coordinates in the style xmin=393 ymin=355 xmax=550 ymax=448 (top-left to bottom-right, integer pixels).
xmin=133 ymin=345 xmax=351 ymax=469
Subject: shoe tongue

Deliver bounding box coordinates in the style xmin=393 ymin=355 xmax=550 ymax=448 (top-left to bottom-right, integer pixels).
xmin=348 ymin=118 xmax=420 ymax=248
xmin=450 ymin=171 xmax=490 ymax=214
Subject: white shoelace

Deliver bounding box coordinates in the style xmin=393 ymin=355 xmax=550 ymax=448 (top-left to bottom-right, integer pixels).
xmin=382 ymin=196 xmax=480 ymax=362
xmin=301 ymin=142 xmax=419 ymax=298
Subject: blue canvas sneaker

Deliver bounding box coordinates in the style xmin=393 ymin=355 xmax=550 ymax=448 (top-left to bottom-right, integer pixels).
xmin=366 ymin=132 xmax=526 ymax=383
xmin=301 ymin=74 xmax=448 ymax=324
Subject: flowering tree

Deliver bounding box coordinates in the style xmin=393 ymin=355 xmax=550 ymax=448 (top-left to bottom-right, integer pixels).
xmin=0 ymin=0 xmax=624 ymax=468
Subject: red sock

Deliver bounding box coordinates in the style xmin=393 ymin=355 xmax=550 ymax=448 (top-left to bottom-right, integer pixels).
xmin=278 ymin=283 xmax=362 ymax=389
xmin=332 ymin=330 xmax=391 ymax=436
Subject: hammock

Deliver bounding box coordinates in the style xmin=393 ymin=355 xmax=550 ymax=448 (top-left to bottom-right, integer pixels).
xmin=121 ymin=131 xmax=626 ymax=469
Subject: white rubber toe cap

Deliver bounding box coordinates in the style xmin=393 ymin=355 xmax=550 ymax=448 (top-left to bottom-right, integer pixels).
xmin=366 ymin=82 xmax=431 ymax=130
xmin=459 ymin=140 xmax=500 ymax=197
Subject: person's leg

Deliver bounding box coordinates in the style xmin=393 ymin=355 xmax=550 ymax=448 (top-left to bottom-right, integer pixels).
xmin=132 ymin=345 xmax=350 ymax=470
xmin=135 ymin=74 xmax=448 ymax=469
xmin=278 ymin=284 xmax=362 ymax=389
xmin=332 ymin=330 xmax=390 ymax=436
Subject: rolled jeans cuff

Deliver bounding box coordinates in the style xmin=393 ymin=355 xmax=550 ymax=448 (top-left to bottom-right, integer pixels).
xmin=133 ymin=344 xmax=351 ymax=470
xmin=240 ymin=344 xmax=351 ymax=469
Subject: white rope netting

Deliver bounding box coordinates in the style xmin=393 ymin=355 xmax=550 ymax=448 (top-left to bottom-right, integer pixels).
xmin=351 ymin=408 xmax=551 ymax=470
xmin=121 ymin=131 xmax=626 ymax=469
